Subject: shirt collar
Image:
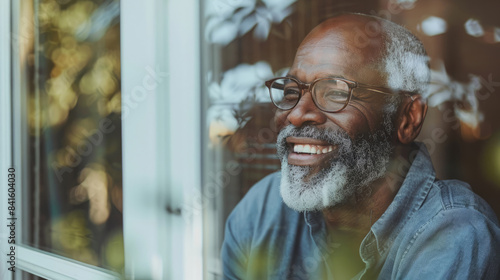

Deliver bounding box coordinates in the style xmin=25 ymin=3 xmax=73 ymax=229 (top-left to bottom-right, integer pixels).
xmin=304 ymin=143 xmax=436 ymax=258
xmin=368 ymin=142 xmax=436 ymax=256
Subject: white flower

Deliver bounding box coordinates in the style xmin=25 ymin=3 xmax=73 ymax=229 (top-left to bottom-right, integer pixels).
xmin=262 ymin=0 xmax=296 ymax=22
xmin=421 ymin=16 xmax=447 ymax=36
xmin=426 ymin=62 xmax=484 ymax=128
xmin=494 ymin=27 xmax=500 ymax=43
xmin=465 ymin=19 xmax=485 ymax=37
xmin=205 ymin=0 xmax=255 ymax=18
xmin=205 ymin=18 xmax=240 ymax=45
xmin=207 ymin=62 xmax=289 ymax=131
xmin=395 ymin=0 xmax=417 ymax=9
xmin=205 ymin=0 xmax=297 ymax=45
xmin=206 ymin=105 xmax=239 ymax=145
xmin=209 ymin=61 xmax=274 ymax=104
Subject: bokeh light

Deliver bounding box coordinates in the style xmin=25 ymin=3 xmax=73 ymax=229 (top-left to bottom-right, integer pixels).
xmin=23 ymin=0 xmax=123 ymax=274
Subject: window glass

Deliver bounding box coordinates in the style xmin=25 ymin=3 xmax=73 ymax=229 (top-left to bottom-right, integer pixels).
xmin=18 ymin=0 xmax=123 ymax=273
xmin=201 ymin=0 xmax=500 ymax=278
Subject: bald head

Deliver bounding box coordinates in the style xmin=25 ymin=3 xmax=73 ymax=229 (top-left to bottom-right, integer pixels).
xmin=302 ymin=14 xmax=386 ymax=57
xmin=296 ymin=13 xmax=430 ymax=95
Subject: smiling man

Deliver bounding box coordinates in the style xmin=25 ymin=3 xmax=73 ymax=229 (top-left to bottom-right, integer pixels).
xmin=222 ymin=13 xmax=500 ymax=280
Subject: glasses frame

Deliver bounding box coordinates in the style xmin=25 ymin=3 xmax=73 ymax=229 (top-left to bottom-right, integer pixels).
xmin=265 ymin=76 xmax=414 ymax=113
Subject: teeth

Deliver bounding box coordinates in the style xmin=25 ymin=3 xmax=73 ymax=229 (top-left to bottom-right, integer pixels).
xmin=303 ymin=145 xmax=311 ymax=153
xmin=293 ymin=144 xmax=335 ymax=155
xmin=294 ymin=145 xmax=304 ymax=153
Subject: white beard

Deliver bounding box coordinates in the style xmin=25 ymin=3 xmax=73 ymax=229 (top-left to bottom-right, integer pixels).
xmin=280 ymin=160 xmax=350 ymax=212
xmin=277 ymin=124 xmax=393 ymax=212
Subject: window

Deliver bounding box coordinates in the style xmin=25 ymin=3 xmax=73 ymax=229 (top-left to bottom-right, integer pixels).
xmin=19 ymin=0 xmax=123 ymax=271
xmin=2 ymin=0 xmax=500 ymax=279
xmin=2 ymin=0 xmax=203 ymax=279
xmin=5 ymin=0 xmax=123 ymax=278
xmin=199 ymin=1 xmax=378 ymax=277
xmin=199 ymin=0 xmax=500 ymax=278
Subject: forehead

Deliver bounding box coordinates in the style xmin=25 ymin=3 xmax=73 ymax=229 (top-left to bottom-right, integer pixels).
xmin=289 ymin=18 xmax=386 ymax=84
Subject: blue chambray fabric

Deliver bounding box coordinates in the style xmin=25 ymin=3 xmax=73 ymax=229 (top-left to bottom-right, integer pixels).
xmin=222 ymin=143 xmax=500 ymax=279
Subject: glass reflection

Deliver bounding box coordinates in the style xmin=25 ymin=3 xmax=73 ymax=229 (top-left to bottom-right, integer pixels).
xmin=19 ymin=0 xmax=123 ymax=274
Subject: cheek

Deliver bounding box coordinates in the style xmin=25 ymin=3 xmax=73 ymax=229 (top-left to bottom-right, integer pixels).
xmin=274 ymin=111 xmax=289 ymax=131
xmin=343 ymin=99 xmax=391 ymax=132
xmin=324 ymin=110 xmax=372 ymax=138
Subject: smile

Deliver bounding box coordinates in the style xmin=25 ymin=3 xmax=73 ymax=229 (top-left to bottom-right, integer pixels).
xmin=293 ymin=144 xmax=334 ymax=155
xmin=286 ymin=137 xmax=337 ymax=166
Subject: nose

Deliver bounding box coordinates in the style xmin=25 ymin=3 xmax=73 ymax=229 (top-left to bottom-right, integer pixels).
xmin=286 ymin=90 xmax=327 ymax=127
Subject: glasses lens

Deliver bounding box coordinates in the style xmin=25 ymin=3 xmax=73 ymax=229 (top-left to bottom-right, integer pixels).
xmin=313 ymin=79 xmax=350 ymax=111
xmin=269 ymin=78 xmax=299 ymax=110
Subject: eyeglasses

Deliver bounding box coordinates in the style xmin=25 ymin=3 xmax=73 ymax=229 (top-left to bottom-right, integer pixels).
xmin=265 ymin=76 xmax=414 ymax=113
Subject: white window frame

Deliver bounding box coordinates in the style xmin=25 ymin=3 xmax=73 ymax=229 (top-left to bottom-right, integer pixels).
xmin=121 ymin=0 xmax=203 ymax=279
xmin=0 ymin=0 xmax=13 ymax=279
xmin=0 ymin=0 xmax=203 ymax=279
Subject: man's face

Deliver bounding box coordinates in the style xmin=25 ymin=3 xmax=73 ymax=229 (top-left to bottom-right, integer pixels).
xmin=275 ymin=19 xmax=397 ymax=211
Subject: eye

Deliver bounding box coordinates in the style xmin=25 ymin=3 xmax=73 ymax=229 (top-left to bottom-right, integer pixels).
xmin=283 ymin=87 xmax=300 ymax=101
xmin=322 ymin=89 xmax=349 ymax=103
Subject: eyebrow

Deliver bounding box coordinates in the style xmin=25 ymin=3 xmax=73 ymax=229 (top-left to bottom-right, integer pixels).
xmin=285 ymin=74 xmax=348 ymax=81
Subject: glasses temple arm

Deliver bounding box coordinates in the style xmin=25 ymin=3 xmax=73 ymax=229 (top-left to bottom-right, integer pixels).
xmin=357 ymin=84 xmax=416 ymax=100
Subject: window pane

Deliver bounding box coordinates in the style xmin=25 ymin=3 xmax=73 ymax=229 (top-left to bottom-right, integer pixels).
xmin=201 ymin=1 xmax=377 ymax=276
xmin=201 ymin=0 xmax=500 ymax=279
xmin=18 ymin=0 xmax=123 ymax=274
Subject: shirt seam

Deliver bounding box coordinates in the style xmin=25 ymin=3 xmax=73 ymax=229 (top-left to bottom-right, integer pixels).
xmin=399 ymin=209 xmax=443 ymax=264
xmin=376 ymin=173 xmax=435 ymax=255
xmin=306 ymin=213 xmax=333 ymax=279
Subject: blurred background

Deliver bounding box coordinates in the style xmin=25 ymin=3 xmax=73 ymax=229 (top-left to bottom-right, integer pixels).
xmin=13 ymin=0 xmax=500 ymax=279
xmin=17 ymin=0 xmax=123 ymax=277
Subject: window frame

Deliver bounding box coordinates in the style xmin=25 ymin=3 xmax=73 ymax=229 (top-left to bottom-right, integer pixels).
xmin=0 ymin=0 xmax=14 ymax=278
xmin=1 ymin=0 xmax=204 ymax=279
xmin=1 ymin=0 xmax=122 ymax=279
xmin=121 ymin=0 xmax=203 ymax=278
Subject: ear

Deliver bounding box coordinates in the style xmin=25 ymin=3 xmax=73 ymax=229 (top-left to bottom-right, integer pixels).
xmin=397 ymin=95 xmax=428 ymax=144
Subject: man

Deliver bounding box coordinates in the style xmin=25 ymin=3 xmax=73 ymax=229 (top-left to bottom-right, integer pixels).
xmin=222 ymin=13 xmax=500 ymax=279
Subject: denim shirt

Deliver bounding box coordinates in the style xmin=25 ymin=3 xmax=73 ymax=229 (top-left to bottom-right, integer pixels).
xmin=222 ymin=144 xmax=500 ymax=279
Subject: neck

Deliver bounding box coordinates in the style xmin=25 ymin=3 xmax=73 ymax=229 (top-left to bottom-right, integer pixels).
xmin=322 ymin=143 xmax=415 ymax=238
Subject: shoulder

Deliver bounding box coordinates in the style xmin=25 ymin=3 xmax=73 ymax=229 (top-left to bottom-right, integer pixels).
xmin=428 ymin=179 xmax=499 ymax=224
xmin=225 ymin=171 xmax=300 ymax=235
xmin=227 ymin=171 xmax=283 ymax=224
xmin=222 ymin=172 xmax=301 ymax=278
xmin=413 ymin=178 xmax=500 ymax=238
xmin=396 ymin=179 xmax=500 ymax=279
xmin=240 ymin=171 xmax=282 ymax=208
